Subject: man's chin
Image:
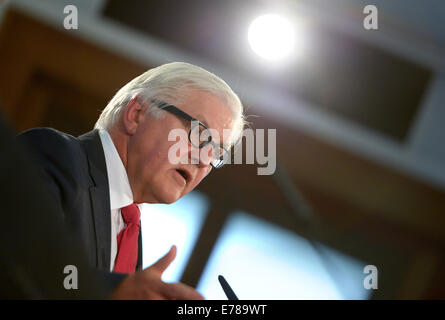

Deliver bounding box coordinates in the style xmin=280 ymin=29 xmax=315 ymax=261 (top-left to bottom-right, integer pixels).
xmin=154 ymin=188 xmax=183 ymax=204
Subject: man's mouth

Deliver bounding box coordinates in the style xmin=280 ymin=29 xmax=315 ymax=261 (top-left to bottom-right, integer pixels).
xmin=175 ymin=168 xmax=191 ymax=184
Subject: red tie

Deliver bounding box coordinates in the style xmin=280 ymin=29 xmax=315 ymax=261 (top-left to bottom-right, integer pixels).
xmin=114 ymin=203 xmax=141 ymax=273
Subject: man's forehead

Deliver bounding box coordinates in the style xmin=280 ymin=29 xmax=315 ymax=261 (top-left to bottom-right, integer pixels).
xmin=184 ymin=102 xmax=233 ymax=129
xmin=195 ymin=111 xmax=233 ymax=131
xmin=179 ymin=89 xmax=234 ymax=131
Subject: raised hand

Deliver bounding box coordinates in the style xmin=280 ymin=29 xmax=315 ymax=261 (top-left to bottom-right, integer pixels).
xmin=111 ymin=245 xmax=205 ymax=300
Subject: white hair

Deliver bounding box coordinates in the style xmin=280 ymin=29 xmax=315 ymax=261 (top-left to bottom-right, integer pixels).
xmin=94 ymin=62 xmax=245 ymax=147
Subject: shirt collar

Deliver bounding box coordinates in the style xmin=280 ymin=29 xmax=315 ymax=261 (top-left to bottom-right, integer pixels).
xmin=98 ymin=129 xmax=134 ymax=210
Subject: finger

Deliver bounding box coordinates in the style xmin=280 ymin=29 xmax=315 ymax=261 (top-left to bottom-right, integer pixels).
xmin=145 ymin=292 xmax=168 ymax=300
xmin=161 ymin=282 xmax=205 ymax=300
xmin=149 ymin=245 xmax=177 ymax=275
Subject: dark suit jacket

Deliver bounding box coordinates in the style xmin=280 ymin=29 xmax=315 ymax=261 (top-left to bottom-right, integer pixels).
xmin=0 ymin=113 xmax=110 ymax=298
xmin=17 ymin=128 xmax=142 ymax=289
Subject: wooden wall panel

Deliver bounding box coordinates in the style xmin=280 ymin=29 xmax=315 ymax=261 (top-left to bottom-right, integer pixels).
xmin=0 ymin=8 xmax=147 ymax=131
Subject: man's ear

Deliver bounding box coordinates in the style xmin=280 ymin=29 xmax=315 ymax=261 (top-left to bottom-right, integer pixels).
xmin=122 ymin=96 xmax=144 ymax=135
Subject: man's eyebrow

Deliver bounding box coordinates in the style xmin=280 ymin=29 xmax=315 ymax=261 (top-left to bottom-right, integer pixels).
xmin=194 ymin=113 xmax=229 ymax=147
xmin=194 ymin=113 xmax=210 ymax=128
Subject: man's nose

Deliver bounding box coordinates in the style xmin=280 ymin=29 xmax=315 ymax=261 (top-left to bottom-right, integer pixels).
xmin=190 ymin=144 xmax=213 ymax=167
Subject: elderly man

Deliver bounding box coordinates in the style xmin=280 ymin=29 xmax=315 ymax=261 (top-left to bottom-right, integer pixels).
xmin=18 ymin=62 xmax=245 ymax=299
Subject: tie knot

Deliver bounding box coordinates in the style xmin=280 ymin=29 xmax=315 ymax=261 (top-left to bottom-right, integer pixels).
xmin=121 ymin=203 xmax=140 ymax=225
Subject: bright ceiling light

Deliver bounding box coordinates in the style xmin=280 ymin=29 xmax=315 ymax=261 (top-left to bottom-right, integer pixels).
xmin=248 ymin=14 xmax=296 ymax=61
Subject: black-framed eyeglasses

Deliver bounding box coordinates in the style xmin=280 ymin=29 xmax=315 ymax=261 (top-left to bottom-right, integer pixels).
xmin=150 ymin=98 xmax=230 ymax=169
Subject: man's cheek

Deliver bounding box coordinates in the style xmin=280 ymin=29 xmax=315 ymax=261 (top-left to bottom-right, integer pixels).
xmin=194 ymin=173 xmax=208 ymax=188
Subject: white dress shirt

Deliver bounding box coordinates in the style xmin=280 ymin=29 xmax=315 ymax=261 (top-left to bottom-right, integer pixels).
xmin=98 ymin=129 xmax=141 ymax=271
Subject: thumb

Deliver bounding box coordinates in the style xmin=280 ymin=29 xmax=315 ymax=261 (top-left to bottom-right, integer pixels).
xmin=149 ymin=245 xmax=177 ymax=275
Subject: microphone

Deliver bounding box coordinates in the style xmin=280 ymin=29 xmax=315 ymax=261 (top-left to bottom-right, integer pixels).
xmin=218 ymin=275 xmax=239 ymax=300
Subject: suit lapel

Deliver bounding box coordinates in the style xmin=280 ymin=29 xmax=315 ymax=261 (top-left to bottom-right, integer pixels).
xmin=79 ymin=130 xmax=111 ymax=271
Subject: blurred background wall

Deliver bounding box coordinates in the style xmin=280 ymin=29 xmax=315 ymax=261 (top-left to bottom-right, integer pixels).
xmin=0 ymin=0 xmax=444 ymax=299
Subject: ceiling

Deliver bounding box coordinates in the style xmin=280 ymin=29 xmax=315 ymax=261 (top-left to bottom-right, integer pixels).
xmin=341 ymin=0 xmax=445 ymax=46
xmin=2 ymin=0 xmax=445 ymax=191
xmin=102 ymin=0 xmax=432 ymax=143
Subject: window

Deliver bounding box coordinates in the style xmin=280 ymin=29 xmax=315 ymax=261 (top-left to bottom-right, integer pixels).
xmin=197 ymin=211 xmax=370 ymax=299
xmin=140 ymin=191 xmax=209 ymax=282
